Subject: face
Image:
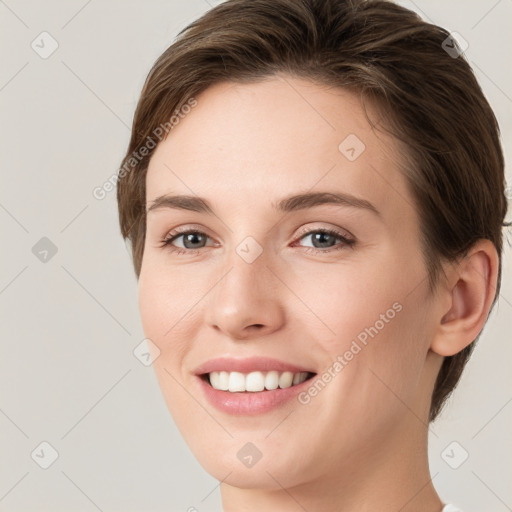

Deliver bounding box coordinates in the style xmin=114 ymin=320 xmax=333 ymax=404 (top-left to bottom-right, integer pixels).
xmin=139 ymin=74 xmax=441 ymax=490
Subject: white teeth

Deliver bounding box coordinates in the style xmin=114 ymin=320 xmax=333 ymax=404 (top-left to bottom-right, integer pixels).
xmin=228 ymin=371 xmax=245 ymax=392
xmin=210 ymin=370 xmax=229 ymax=390
xmin=246 ymin=371 xmax=265 ymax=392
xmin=278 ymin=371 xmax=294 ymax=388
xmin=218 ymin=371 xmax=229 ymax=391
xmin=208 ymin=370 xmax=310 ymax=392
xmin=265 ymin=371 xmax=279 ymax=390
xmin=209 ymin=370 xmax=220 ymax=389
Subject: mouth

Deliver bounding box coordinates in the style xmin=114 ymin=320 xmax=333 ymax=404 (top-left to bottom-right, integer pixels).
xmin=193 ymin=357 xmax=317 ymax=415
xmin=200 ymin=370 xmax=316 ymax=392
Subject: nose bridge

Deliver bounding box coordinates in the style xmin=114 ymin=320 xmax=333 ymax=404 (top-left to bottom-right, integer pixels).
xmin=218 ymin=235 xmax=272 ymax=308
xmin=205 ymin=234 xmax=285 ymax=338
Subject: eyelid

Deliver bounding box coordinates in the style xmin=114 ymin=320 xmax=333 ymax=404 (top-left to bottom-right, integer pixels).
xmin=162 ymin=225 xmax=218 ymax=247
xmin=163 ymin=224 xmax=215 ymax=241
xmin=163 ymin=223 xmax=353 ymax=241
xmin=161 ymin=223 xmax=355 ymax=255
xmin=294 ymin=223 xmax=354 ymax=241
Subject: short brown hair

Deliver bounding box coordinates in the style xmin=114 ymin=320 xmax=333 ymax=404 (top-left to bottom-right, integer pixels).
xmin=117 ymin=0 xmax=509 ymax=421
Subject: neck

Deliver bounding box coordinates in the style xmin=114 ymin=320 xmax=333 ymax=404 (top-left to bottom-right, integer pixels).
xmin=220 ymin=415 xmax=443 ymax=512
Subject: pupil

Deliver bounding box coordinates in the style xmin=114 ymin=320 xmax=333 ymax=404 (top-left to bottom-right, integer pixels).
xmin=313 ymin=232 xmax=334 ymax=248
xmin=185 ymin=233 xmax=203 ymax=248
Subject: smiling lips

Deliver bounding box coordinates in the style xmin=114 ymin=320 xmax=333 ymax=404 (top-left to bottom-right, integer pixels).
xmin=194 ymin=356 xmax=316 ymax=414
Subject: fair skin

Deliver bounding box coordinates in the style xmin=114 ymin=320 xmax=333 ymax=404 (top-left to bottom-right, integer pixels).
xmin=138 ymin=74 xmax=498 ymax=512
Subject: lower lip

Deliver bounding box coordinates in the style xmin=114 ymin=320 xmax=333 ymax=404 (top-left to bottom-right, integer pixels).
xmin=197 ymin=375 xmax=314 ymax=415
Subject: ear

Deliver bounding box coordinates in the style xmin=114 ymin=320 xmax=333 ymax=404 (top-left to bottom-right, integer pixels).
xmin=430 ymin=239 xmax=500 ymax=357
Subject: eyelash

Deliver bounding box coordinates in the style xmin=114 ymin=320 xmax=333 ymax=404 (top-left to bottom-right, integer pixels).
xmin=160 ymin=226 xmax=355 ymax=256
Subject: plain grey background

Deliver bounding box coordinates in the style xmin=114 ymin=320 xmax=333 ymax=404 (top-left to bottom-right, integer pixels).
xmin=1 ymin=1 xmax=511 ymax=511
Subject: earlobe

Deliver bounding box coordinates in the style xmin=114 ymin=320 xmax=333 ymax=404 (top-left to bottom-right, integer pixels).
xmin=430 ymin=240 xmax=499 ymax=357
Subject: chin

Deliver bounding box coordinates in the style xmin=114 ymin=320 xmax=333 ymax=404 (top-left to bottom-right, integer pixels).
xmin=188 ymin=437 xmax=315 ymax=491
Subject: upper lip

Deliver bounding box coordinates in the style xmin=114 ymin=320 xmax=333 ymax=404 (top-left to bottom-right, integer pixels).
xmin=194 ymin=356 xmax=315 ymax=376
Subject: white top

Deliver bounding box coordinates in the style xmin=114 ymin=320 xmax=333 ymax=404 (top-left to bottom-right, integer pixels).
xmin=443 ymin=505 xmax=463 ymax=512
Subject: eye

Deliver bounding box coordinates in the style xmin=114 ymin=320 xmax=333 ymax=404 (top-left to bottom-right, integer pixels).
xmin=293 ymin=227 xmax=355 ymax=254
xmin=160 ymin=226 xmax=355 ymax=256
xmin=162 ymin=228 xmax=215 ymax=255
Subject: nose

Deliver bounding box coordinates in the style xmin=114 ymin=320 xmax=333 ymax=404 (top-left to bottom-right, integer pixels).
xmin=204 ymin=244 xmax=286 ymax=341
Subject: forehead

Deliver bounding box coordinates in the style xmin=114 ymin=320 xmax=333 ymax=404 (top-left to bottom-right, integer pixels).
xmin=145 ymin=75 xmax=415 ymax=224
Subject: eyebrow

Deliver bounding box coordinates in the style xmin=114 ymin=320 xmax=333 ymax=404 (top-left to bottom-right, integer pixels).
xmin=146 ymin=191 xmax=380 ymax=217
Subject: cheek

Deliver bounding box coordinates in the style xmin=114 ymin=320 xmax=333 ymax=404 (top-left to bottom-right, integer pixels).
xmin=138 ymin=263 xmax=200 ymax=428
xmin=137 ymin=258 xmax=200 ymax=414
xmin=293 ymin=257 xmax=405 ymax=351
xmin=301 ymin=251 xmax=431 ymax=405
xmin=138 ymin=255 xmax=201 ymax=343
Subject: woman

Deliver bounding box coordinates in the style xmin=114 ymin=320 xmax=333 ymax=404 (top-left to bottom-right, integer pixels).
xmin=117 ymin=0 xmax=509 ymax=510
